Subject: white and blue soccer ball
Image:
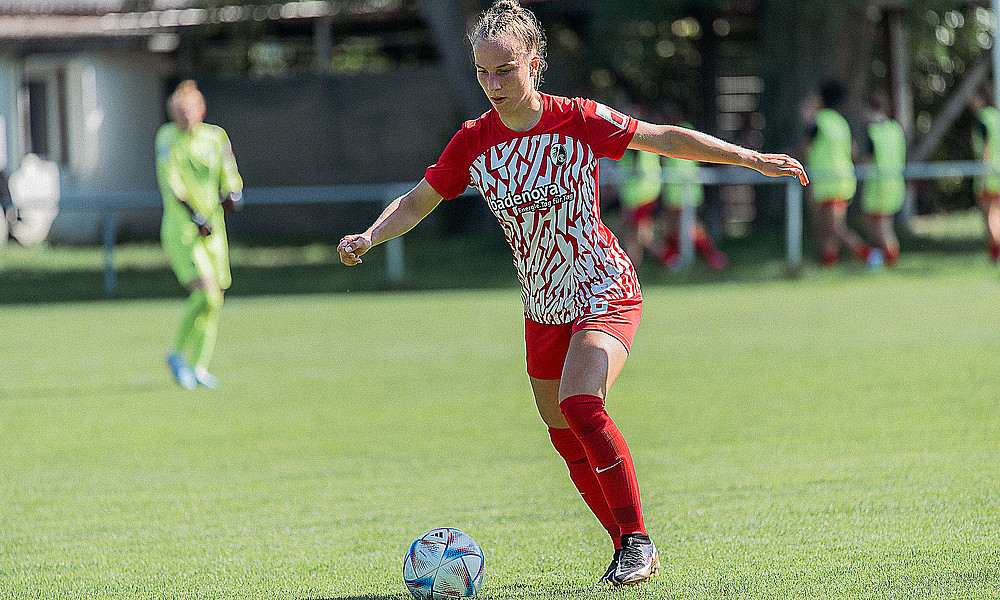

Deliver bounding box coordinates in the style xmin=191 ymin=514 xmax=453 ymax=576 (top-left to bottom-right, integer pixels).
xmin=402 ymin=527 xmax=485 ymax=599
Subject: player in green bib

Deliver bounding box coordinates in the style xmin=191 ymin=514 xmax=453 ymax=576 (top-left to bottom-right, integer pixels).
xmin=659 ymin=119 xmax=727 ymax=270
xmin=156 ymin=80 xmax=243 ymax=390
xmin=617 ymin=147 xmax=663 ymax=269
xmin=861 ymin=92 xmax=905 ymax=267
xmin=804 ymin=79 xmax=877 ymax=267
xmin=969 ymin=87 xmax=1000 ymax=263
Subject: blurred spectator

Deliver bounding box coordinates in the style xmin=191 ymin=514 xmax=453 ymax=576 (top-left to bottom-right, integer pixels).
xmin=7 ymin=153 xmax=60 ymax=246
xmin=860 ymin=90 xmax=905 ymax=267
xmin=969 ymin=85 xmax=1000 ymax=263
xmin=803 ymin=79 xmax=878 ymax=267
xmin=660 ymin=105 xmax=726 ymax=271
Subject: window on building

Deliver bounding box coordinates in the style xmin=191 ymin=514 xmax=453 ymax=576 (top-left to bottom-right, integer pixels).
xmin=22 ymin=65 xmax=69 ymax=164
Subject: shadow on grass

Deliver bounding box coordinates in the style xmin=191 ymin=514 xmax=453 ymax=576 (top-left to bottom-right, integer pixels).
xmin=303 ymin=596 xmax=409 ymax=600
xmin=0 ymin=229 xmax=992 ymax=305
xmin=0 ymin=235 xmax=519 ymax=305
xmin=478 ymin=584 xmax=597 ymax=598
xmin=303 ymin=585 xmax=597 ymax=600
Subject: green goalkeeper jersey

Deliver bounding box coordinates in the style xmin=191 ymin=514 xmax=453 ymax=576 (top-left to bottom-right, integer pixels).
xmin=156 ymin=121 xmax=242 ymax=288
xmin=156 ymin=121 xmax=242 ymax=222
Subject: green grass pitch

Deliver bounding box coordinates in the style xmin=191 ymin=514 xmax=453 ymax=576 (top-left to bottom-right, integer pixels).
xmin=2 ymin=268 xmax=999 ymax=599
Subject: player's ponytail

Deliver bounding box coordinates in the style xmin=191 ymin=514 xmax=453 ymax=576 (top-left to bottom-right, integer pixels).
xmin=470 ymin=0 xmax=548 ymax=89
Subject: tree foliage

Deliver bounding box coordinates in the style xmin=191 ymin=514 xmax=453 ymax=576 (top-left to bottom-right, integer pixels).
xmin=585 ymin=0 xmax=720 ymax=127
xmin=584 ymin=0 xmax=998 ymax=212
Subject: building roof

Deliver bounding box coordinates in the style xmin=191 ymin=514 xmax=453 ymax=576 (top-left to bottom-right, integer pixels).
xmin=0 ymin=1 xmax=206 ymax=15
xmin=0 ymin=1 xmax=130 ymax=15
xmin=0 ymin=1 xmax=402 ymax=48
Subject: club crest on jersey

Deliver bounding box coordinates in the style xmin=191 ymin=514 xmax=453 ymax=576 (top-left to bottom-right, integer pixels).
xmin=549 ymin=143 xmax=568 ymax=166
xmin=595 ymin=103 xmax=628 ymax=129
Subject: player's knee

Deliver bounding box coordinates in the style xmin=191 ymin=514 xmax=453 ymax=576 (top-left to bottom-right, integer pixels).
xmin=204 ymin=288 xmax=224 ymax=311
xmin=560 ymin=394 xmax=609 ymax=437
xmin=190 ymin=278 xmax=224 ymax=308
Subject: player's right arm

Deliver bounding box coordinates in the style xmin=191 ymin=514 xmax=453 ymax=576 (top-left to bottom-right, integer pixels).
xmin=338 ymin=178 xmax=443 ymax=266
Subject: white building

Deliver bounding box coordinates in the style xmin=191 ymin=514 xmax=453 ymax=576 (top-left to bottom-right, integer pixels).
xmin=0 ymin=1 xmax=498 ymax=244
xmin=0 ymin=1 xmax=179 ymax=242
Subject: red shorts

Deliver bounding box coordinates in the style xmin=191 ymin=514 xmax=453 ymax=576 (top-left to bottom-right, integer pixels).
xmin=818 ymin=198 xmax=849 ymax=210
xmin=524 ymin=297 xmax=642 ymax=380
xmin=622 ymin=201 xmax=657 ymax=228
xmin=976 ymin=191 xmax=1000 ymax=207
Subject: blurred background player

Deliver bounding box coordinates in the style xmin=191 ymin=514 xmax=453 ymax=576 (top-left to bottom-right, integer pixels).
xmin=338 ymin=0 xmax=807 ymax=586
xmin=660 ymin=106 xmax=727 ymax=271
xmin=617 ymin=142 xmax=664 ymax=270
xmin=969 ymin=85 xmax=1000 ymax=263
xmin=156 ymin=80 xmax=244 ymax=390
xmin=860 ymin=90 xmax=905 ymax=268
xmin=803 ymin=78 xmax=879 ymax=267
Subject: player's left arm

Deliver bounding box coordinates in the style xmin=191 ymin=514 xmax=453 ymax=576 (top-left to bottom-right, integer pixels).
xmin=218 ymin=130 xmax=244 ymax=214
xmin=628 ymin=121 xmax=808 ymax=185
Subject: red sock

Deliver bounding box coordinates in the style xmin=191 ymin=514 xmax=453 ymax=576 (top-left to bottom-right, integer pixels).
xmin=821 ymin=248 xmax=838 ymax=267
xmin=549 ymin=427 xmax=621 ymax=548
xmin=854 ymin=243 xmax=872 ymax=262
xmin=659 ymin=236 xmax=679 ymax=265
xmin=990 ymin=241 xmax=1000 ymax=263
xmin=559 ymin=394 xmax=645 ymax=536
xmin=692 ymin=225 xmax=717 ymax=257
xmin=885 ymin=245 xmax=899 ymax=267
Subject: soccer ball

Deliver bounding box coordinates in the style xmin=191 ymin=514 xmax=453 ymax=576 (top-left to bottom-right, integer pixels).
xmin=402 ymin=527 xmax=485 ymax=599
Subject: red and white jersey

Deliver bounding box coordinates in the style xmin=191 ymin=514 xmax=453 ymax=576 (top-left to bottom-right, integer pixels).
xmin=425 ymin=93 xmax=641 ymax=324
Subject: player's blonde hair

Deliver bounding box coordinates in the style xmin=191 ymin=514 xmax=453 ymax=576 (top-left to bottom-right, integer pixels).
xmin=167 ymin=79 xmax=206 ymax=120
xmin=470 ymin=0 xmax=547 ymax=89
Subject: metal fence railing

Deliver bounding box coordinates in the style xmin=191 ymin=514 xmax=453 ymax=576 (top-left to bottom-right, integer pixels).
xmin=57 ymin=159 xmax=991 ymax=298
xmin=59 ymin=183 xmax=423 ymax=298
xmin=604 ymin=158 xmax=991 ymax=273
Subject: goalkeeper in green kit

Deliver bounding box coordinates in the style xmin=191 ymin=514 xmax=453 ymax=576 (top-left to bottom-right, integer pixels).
xmin=156 ymin=80 xmax=243 ymax=390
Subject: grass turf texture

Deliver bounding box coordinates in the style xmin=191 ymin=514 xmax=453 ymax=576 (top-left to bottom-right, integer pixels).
xmin=2 ymin=261 xmax=999 ymax=599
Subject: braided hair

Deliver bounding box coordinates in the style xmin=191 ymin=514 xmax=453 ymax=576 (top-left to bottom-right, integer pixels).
xmin=470 ymin=0 xmax=548 ymax=88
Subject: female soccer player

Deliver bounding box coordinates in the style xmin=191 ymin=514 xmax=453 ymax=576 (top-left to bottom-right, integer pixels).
xmin=803 ymin=79 xmax=878 ymax=268
xmin=969 ymin=86 xmax=1000 ymax=263
xmin=861 ymin=91 xmax=905 ymax=267
xmin=338 ymin=0 xmax=806 ymax=585
xmin=660 ymin=108 xmax=727 ymax=271
xmin=617 ymin=146 xmax=664 ymax=270
xmin=157 ymin=80 xmax=243 ymax=390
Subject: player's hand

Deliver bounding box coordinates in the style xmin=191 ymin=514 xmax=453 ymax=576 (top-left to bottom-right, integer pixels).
xmin=751 ymin=153 xmax=809 ymax=186
xmin=338 ymin=234 xmax=372 ymax=266
xmin=222 ymin=190 xmax=243 ymax=215
xmin=192 ymin=212 xmax=212 ymax=236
